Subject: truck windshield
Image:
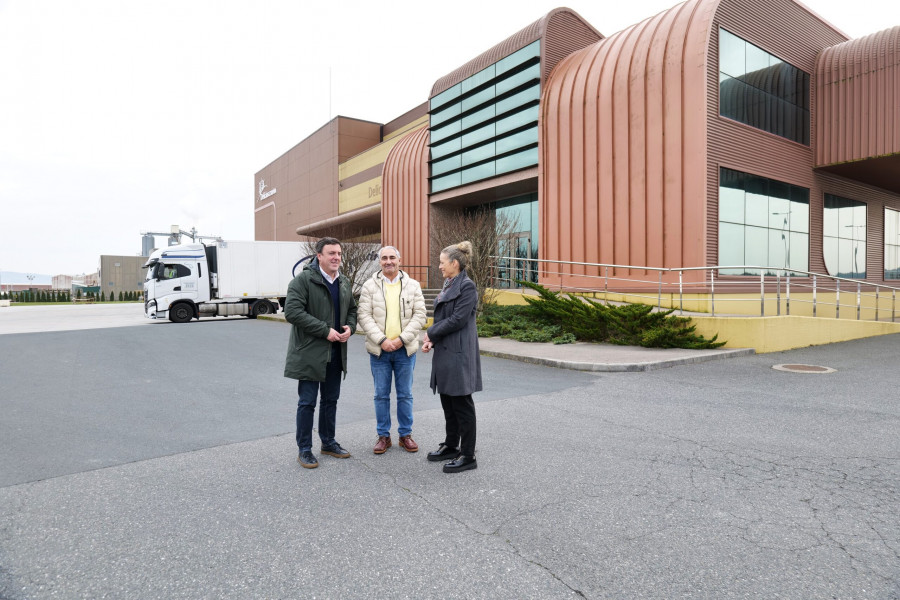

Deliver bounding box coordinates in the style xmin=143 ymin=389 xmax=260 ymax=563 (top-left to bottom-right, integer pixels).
xmin=145 ymin=264 xmax=158 ymax=281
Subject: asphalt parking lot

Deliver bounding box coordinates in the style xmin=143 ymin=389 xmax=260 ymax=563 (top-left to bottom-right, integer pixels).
xmin=1 ymin=304 xmax=898 ymax=599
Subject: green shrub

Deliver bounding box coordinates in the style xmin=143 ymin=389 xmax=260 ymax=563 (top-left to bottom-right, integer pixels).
xmin=476 ymin=281 xmax=725 ymax=349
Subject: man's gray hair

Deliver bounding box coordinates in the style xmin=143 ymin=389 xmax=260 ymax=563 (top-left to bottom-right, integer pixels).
xmin=379 ymin=245 xmax=401 ymax=259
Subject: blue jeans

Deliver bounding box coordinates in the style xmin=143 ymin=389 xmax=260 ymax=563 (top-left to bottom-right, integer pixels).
xmin=370 ymin=349 xmax=416 ymax=437
xmin=296 ymin=354 xmax=342 ymax=453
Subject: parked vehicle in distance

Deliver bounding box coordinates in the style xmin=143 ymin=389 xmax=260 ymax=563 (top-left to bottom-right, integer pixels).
xmin=143 ymin=240 xmax=304 ymax=323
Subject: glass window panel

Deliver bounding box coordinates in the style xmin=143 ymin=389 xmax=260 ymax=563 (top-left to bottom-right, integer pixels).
xmin=496 ymin=84 xmax=540 ymax=115
xmin=769 ymin=186 xmax=790 ymax=230
xmin=430 ymin=136 xmax=462 ymax=160
xmin=855 ymin=204 xmax=867 ymax=240
xmin=839 ymin=238 xmax=854 ymax=277
xmin=719 ymin=29 xmax=746 ymax=78
xmin=746 ymin=44 xmax=770 ymax=74
xmin=790 ymin=186 xmax=809 ymax=233
xmin=717 ymin=30 xmax=809 ymax=145
xmin=789 ymin=232 xmax=809 ymax=273
xmin=496 ymin=105 xmax=539 ymax=135
xmin=461 ymin=104 xmax=496 ymax=129
xmin=838 ymin=202 xmax=854 ymax=235
xmin=462 ymin=86 xmax=495 ymax=112
xmin=496 ymin=147 xmax=538 ymax=174
xmin=769 ymin=229 xmax=788 ymax=273
xmin=886 ymin=208 xmax=900 ymax=244
xmin=431 ymin=155 xmax=461 ymax=176
xmin=461 ymin=142 xmax=495 ymax=167
xmin=496 ymin=127 xmax=538 ymax=154
xmin=745 ymin=225 xmax=768 ymax=268
xmin=496 ymin=63 xmax=541 ymax=96
xmin=823 ymin=236 xmax=839 ymax=276
xmin=496 ymin=40 xmax=540 ymax=76
xmin=886 ymin=245 xmax=900 ymax=280
xmin=800 ymin=71 xmax=810 ymax=110
xmin=745 ymin=176 xmax=768 ymax=228
xmin=462 ymin=122 xmax=495 ymax=148
xmin=854 ymin=241 xmax=866 ymax=278
xmin=430 ymin=83 xmax=461 ymax=111
xmin=431 ymin=172 xmax=461 ymax=193
xmin=719 ymin=185 xmax=745 ymax=224
xmin=430 ymin=102 xmax=461 ymax=127
xmin=461 ymin=64 xmax=496 ymax=93
xmin=430 ymin=119 xmax=461 ymax=144
xmin=768 ymin=180 xmax=790 ymax=201
xmin=461 ymin=161 xmax=495 ymax=185
xmin=824 ymin=198 xmax=839 ymax=237
xmin=719 ymin=222 xmax=745 ymax=274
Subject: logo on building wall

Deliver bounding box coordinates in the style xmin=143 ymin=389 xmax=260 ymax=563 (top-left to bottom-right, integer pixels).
xmin=258 ymin=179 xmax=277 ymax=202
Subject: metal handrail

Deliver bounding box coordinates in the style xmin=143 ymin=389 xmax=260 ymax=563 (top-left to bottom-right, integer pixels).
xmin=489 ymin=255 xmax=900 ymax=322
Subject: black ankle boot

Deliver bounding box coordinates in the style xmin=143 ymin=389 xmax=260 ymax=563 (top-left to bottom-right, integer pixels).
xmin=443 ymin=455 xmax=477 ymax=473
xmin=427 ymin=444 xmax=459 ymax=462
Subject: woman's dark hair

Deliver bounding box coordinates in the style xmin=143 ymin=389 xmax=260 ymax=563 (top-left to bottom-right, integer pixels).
xmin=441 ymin=240 xmax=473 ymax=271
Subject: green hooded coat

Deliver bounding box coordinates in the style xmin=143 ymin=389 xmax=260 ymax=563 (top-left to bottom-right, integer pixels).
xmin=283 ymin=260 xmax=358 ymax=381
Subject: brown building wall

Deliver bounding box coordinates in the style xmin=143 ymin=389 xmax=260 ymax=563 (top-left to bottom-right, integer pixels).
xmin=708 ymin=0 xmax=900 ymax=282
xmin=816 ymin=27 xmax=900 ymax=167
xmin=707 ymin=0 xmax=847 ymax=274
xmin=254 ymin=117 xmax=381 ymax=241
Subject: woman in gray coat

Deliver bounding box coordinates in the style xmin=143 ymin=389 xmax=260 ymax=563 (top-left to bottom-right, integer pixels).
xmin=421 ymin=241 xmax=482 ymax=473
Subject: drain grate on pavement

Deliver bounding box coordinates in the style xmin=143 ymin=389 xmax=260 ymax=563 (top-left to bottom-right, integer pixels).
xmin=772 ymin=363 xmax=836 ymax=374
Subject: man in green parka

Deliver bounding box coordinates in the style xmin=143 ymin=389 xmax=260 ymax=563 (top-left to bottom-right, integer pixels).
xmin=284 ymin=237 xmax=358 ymax=469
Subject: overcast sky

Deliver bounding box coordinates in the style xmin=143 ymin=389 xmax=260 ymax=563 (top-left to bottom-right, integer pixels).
xmin=0 ymin=0 xmax=890 ymax=277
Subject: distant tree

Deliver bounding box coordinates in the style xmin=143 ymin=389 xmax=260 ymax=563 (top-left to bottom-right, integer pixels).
xmin=100 ymin=291 xmax=106 ymax=302
xmin=76 ymin=289 xmax=82 ymax=300
xmin=1 ymin=292 xmax=6 ymax=300
xmin=118 ymin=291 xmax=123 ymax=301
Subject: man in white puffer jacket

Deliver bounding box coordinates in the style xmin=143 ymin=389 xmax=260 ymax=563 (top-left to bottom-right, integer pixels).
xmin=357 ymin=246 xmax=428 ymax=455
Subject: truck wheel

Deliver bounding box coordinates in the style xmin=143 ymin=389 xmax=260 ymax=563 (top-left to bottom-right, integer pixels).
xmin=169 ymin=303 xmax=193 ymax=323
xmin=250 ymin=300 xmax=273 ymax=318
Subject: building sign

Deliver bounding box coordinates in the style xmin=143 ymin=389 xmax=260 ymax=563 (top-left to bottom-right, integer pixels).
xmin=258 ymin=179 xmax=277 ymax=202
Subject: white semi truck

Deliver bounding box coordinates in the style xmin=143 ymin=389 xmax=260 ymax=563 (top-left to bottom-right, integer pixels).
xmin=143 ymin=240 xmax=306 ymax=323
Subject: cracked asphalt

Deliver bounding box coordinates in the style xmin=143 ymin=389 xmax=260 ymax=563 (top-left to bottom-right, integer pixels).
xmin=1 ymin=305 xmax=898 ymax=598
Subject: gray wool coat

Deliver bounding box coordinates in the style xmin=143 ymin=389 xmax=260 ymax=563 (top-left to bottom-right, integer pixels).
xmin=427 ymin=270 xmax=483 ymax=396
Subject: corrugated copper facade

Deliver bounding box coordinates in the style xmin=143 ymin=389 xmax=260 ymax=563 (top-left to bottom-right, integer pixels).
xmin=430 ymin=8 xmax=602 ymax=98
xmin=381 ymin=126 xmax=430 ymax=273
xmin=708 ymin=0 xmax=852 ymax=275
xmin=816 ymin=26 xmax=900 ymax=167
xmin=540 ymin=0 xmax=718 ymax=287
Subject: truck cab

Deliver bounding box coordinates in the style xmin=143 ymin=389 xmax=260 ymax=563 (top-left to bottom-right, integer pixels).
xmin=143 ymin=244 xmax=210 ymax=322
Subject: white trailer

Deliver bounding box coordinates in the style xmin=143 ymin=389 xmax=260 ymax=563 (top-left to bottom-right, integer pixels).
xmin=143 ymin=240 xmax=306 ymax=322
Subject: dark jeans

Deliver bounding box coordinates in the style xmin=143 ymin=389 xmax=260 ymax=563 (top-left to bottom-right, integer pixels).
xmin=296 ymin=354 xmax=342 ymax=453
xmin=439 ymin=393 xmax=476 ymax=456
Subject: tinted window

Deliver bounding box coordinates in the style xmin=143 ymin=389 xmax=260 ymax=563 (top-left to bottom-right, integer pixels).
xmin=719 ymin=29 xmax=810 ymax=145
xmin=823 ymin=194 xmax=867 ymax=278
xmin=718 ymin=167 xmax=809 ymax=275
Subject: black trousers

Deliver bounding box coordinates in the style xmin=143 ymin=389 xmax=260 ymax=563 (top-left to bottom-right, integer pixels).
xmin=439 ymin=393 xmax=476 ymax=456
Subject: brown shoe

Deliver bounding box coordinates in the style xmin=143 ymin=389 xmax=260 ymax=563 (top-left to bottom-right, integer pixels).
xmin=373 ymin=436 xmax=392 ymax=454
xmin=398 ymin=435 xmax=419 ymax=452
